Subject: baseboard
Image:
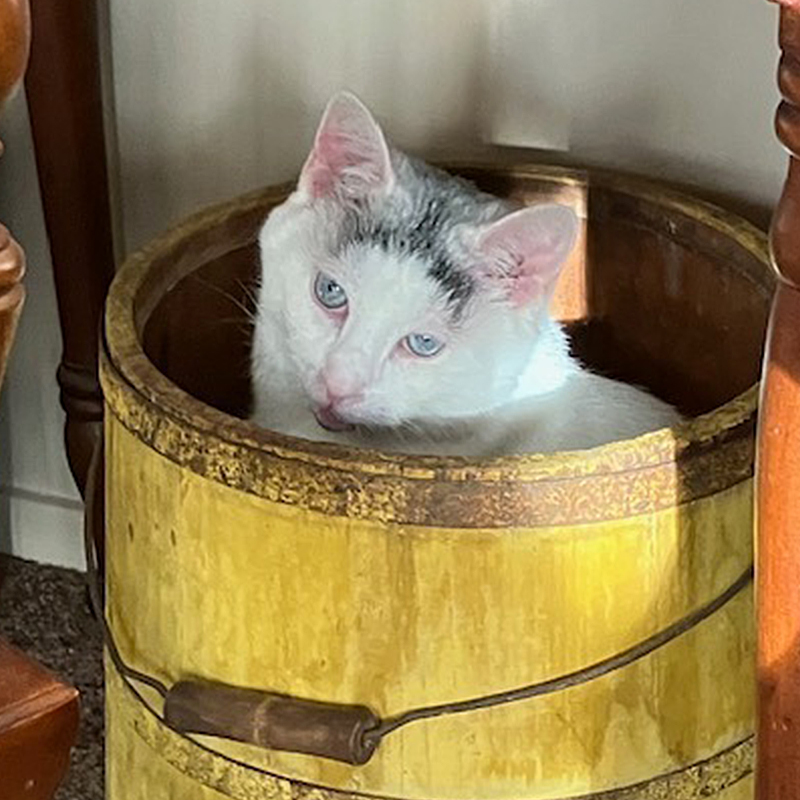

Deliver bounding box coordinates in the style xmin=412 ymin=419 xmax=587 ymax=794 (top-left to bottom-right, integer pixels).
xmin=0 ymin=486 xmax=85 ymax=570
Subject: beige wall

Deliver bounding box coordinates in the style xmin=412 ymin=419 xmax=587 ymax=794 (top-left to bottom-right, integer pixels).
xmin=112 ymin=0 xmax=786 ymax=253
xmin=0 ymin=0 xmax=789 ymax=566
xmin=110 ymin=0 xmax=487 ymax=251
xmin=485 ymin=0 xmax=785 ymax=208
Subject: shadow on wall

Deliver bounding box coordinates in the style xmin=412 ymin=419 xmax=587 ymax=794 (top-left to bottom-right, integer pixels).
xmin=110 ymin=0 xmax=489 ymax=254
xmin=109 ymin=0 xmax=783 ymax=258
xmin=482 ymin=0 xmax=783 ymax=209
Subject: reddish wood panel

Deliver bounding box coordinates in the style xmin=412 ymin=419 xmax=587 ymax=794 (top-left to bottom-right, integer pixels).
xmin=0 ymin=0 xmax=29 ymax=393
xmin=0 ymin=0 xmax=29 ymax=109
xmin=24 ymin=0 xmax=115 ymax=496
xmin=757 ymin=285 xmax=800 ymax=797
xmin=0 ymin=640 xmax=80 ymax=800
xmin=757 ymin=3 xmax=800 ymax=800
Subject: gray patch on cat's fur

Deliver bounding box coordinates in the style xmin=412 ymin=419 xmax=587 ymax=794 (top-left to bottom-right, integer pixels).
xmin=336 ymin=153 xmax=513 ymax=318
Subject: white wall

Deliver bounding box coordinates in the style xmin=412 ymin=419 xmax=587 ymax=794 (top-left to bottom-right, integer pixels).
xmin=111 ymin=0 xmax=786 ymax=252
xmin=110 ymin=0 xmax=487 ymax=251
xmin=0 ymin=0 xmax=789 ymax=567
xmin=485 ymin=0 xmax=785 ymax=207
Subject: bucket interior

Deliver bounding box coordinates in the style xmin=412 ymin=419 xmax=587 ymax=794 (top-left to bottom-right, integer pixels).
xmin=140 ymin=167 xmax=773 ymax=428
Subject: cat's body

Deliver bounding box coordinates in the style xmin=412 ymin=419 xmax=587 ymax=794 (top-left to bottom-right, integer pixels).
xmin=251 ymin=93 xmax=679 ymax=456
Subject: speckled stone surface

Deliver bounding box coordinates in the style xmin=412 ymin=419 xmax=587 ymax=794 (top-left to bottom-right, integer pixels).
xmin=0 ymin=555 xmax=103 ymax=800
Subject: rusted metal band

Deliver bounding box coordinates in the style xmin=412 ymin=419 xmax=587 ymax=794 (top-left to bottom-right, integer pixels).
xmin=111 ymin=665 xmax=753 ymax=800
xmin=101 ymin=346 xmax=757 ymax=528
xmin=101 ymin=164 xmax=767 ymax=529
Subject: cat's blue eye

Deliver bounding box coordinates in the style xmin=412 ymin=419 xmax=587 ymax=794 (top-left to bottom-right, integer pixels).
xmin=405 ymin=333 xmax=444 ymax=358
xmin=314 ymin=273 xmax=348 ymax=310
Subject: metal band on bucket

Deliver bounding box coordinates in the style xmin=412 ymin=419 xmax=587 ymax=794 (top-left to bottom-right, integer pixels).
xmin=110 ymin=666 xmax=754 ymax=800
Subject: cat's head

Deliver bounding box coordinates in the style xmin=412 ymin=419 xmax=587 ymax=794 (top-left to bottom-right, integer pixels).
xmin=255 ymin=92 xmax=578 ymax=434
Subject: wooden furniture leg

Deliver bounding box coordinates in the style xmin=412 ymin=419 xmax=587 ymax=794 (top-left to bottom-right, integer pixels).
xmin=24 ymin=0 xmax=116 ymax=497
xmin=0 ymin=2 xmax=28 ymax=386
xmin=0 ymin=640 xmax=80 ymax=800
xmin=0 ymin=4 xmax=81 ymax=800
xmin=757 ymin=3 xmax=800 ymax=798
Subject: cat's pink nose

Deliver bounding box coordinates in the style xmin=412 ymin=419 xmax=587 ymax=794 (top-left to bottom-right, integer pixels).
xmin=322 ymin=372 xmax=364 ymax=405
xmin=324 ymin=385 xmax=364 ymax=406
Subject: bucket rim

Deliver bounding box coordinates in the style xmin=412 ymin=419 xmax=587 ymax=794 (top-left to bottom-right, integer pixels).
xmin=101 ymin=162 xmax=769 ymax=524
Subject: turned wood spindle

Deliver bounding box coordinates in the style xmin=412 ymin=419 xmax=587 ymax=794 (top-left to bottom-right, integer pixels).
xmin=24 ymin=0 xmax=115 ymax=496
xmin=0 ymin=7 xmax=81 ymax=800
xmin=0 ymin=0 xmax=29 ymax=393
xmin=0 ymin=0 xmax=28 ymax=109
xmin=757 ymin=2 xmax=800 ymax=799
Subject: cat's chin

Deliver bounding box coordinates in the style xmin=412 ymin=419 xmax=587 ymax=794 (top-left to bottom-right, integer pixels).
xmin=313 ymin=406 xmax=355 ymax=433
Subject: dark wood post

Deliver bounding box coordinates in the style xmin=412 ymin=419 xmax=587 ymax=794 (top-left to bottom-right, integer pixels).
xmin=23 ymin=0 xmax=115 ymax=496
xmin=757 ymin=2 xmax=800 ymax=798
xmin=0 ymin=7 xmax=81 ymax=800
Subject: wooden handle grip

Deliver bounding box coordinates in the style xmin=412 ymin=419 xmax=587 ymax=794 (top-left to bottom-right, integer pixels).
xmin=164 ymin=680 xmax=380 ymax=765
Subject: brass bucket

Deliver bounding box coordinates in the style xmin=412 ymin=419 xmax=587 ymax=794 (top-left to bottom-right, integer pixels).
xmin=100 ymin=164 xmax=772 ymax=800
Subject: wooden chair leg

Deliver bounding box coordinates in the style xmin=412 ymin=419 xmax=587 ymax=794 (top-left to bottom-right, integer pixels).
xmin=757 ymin=4 xmax=800 ymax=799
xmin=0 ymin=0 xmax=29 ymax=398
xmin=24 ymin=0 xmax=115 ymax=498
xmin=0 ymin=639 xmax=80 ymax=800
xmin=0 ymin=6 xmax=81 ymax=800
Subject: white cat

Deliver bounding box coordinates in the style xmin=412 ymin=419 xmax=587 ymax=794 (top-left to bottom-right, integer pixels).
xmin=251 ymin=92 xmax=680 ymax=457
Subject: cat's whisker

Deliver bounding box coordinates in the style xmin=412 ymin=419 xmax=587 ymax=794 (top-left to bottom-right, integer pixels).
xmin=186 ymin=274 xmax=257 ymax=320
xmin=235 ymin=278 xmax=260 ymax=309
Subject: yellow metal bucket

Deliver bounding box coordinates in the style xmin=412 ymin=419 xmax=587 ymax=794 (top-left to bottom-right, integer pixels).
xmin=100 ymin=165 xmax=773 ymax=800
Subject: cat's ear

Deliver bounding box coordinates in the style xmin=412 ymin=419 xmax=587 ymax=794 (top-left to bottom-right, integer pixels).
xmin=298 ymin=92 xmax=394 ymax=202
xmin=473 ymin=205 xmax=578 ymax=307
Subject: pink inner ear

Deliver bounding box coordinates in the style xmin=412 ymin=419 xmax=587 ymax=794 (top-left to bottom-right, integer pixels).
xmin=300 ymin=93 xmax=393 ymax=201
xmin=476 ymin=205 xmax=579 ymax=306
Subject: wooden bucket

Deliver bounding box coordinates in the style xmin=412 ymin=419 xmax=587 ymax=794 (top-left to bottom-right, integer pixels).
xmin=100 ymin=164 xmax=773 ymax=800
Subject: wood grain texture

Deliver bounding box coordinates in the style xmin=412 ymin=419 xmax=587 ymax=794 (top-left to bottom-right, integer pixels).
xmin=757 ymin=286 xmax=800 ymax=799
xmin=0 ymin=8 xmax=80 ymax=800
xmin=756 ymin=5 xmax=800 ymax=799
xmin=24 ymin=0 xmax=115 ymax=496
xmin=0 ymin=640 xmax=80 ymax=800
xmin=164 ymin=680 xmax=379 ymax=765
xmin=0 ymin=0 xmax=29 ymax=394
xmin=0 ymin=0 xmax=29 ymax=113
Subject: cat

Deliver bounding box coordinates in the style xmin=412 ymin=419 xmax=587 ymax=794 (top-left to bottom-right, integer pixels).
xmin=250 ymin=92 xmax=680 ymax=457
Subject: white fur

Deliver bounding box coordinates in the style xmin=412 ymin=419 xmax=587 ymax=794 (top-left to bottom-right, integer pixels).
xmin=250 ymin=93 xmax=680 ymax=456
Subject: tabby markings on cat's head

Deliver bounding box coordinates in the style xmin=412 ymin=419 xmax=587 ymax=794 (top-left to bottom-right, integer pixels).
xmin=252 ymin=91 xmax=578 ymax=436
